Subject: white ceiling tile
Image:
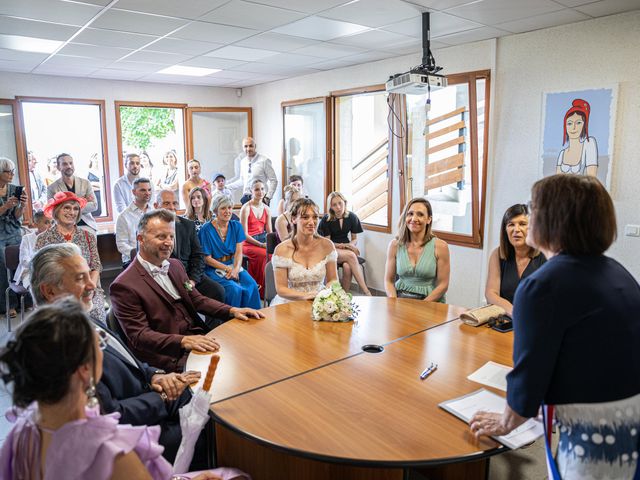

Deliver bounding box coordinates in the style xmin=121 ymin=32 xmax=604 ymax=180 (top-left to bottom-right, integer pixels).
xmin=0 ymin=0 xmax=101 ymax=26
xmin=109 ymin=60 xmax=171 ymax=72
xmin=204 ymin=45 xmax=279 ymax=61
xmin=553 ymin=0 xmax=598 ymax=5
xmin=427 ymin=40 xmax=450 ymax=49
xmin=0 ymin=16 xmax=79 ymax=40
xmin=263 ymin=52 xmax=324 ymax=66
xmin=338 ymin=50 xmax=397 ymax=64
xmin=231 ymin=61 xmax=317 ymax=75
xmin=382 ymin=39 xmax=423 ymax=55
xmin=0 ymin=48 xmax=48 ymax=63
xmin=170 ymin=21 xmax=258 ymax=43
xmin=331 ymin=29 xmax=417 ymax=49
xmin=382 ymin=12 xmax=482 ymax=38
xmin=59 ymin=43 xmax=135 ymax=60
xmin=113 ymin=0 xmax=228 ymax=19
xmin=193 ymin=69 xmax=251 ymax=80
xmin=69 ymin=0 xmax=112 ymax=5
xmin=446 ymin=0 xmax=564 ymax=24
xmin=33 ymin=64 xmax=98 ymax=75
xmin=72 ymin=28 xmax=158 ymax=49
xmin=199 ymin=0 xmax=306 ymax=30
xmin=88 ymin=68 xmax=147 ymax=80
xmin=320 ymin=0 xmax=421 ymax=28
xmin=43 ymin=54 xmax=112 ymax=68
xmin=309 ymin=58 xmax=355 ymax=70
xmin=91 ymin=9 xmax=189 ymax=36
xmin=180 ymin=56 xmax=248 ymax=69
xmin=436 ymin=26 xmax=511 ymax=45
xmin=273 ymin=16 xmax=370 ymax=41
xmin=235 ymin=32 xmax=319 ymax=52
xmin=292 ymin=42 xmax=366 ymax=59
xmin=407 ymin=0 xmax=488 ymax=9
xmin=236 ymin=0 xmax=351 ymax=14
xmin=496 ymin=8 xmax=590 ymax=33
xmin=142 ymin=38 xmax=222 ymax=56
xmin=125 ymin=50 xmax=192 ymax=64
xmin=0 ymin=59 xmax=37 ymax=73
xmin=575 ymin=0 xmax=640 ymax=17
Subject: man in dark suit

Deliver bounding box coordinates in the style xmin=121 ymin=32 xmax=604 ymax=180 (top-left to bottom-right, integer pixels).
xmin=29 ymin=243 xmax=202 ymax=464
xmin=154 ymin=190 xmax=226 ymax=323
xmin=110 ymin=208 xmax=264 ymax=372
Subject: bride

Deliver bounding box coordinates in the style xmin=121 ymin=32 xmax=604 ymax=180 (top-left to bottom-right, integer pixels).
xmin=271 ymin=198 xmax=338 ymax=305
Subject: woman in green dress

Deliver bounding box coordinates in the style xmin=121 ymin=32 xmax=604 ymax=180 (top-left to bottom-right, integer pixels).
xmin=384 ymin=198 xmax=450 ymax=302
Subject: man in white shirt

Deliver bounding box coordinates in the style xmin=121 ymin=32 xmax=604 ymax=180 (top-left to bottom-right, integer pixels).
xmin=27 ymin=151 xmax=47 ymax=209
xmin=227 ymin=137 xmax=278 ymax=205
xmin=115 ymin=177 xmax=152 ymax=268
xmin=113 ymin=153 xmax=143 ymax=214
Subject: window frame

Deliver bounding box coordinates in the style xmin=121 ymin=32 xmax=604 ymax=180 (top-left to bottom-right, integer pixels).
xmin=403 ymin=69 xmax=491 ymax=248
xmin=331 ymin=84 xmax=393 ymax=233
xmin=17 ymin=96 xmax=113 ymax=223
xmin=0 ymin=99 xmax=28 ymax=222
xmin=281 ymin=96 xmax=332 ymax=213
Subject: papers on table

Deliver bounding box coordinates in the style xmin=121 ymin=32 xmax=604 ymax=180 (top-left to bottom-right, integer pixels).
xmin=439 ymin=389 xmax=544 ymax=450
xmin=467 ymin=361 xmax=512 ymax=391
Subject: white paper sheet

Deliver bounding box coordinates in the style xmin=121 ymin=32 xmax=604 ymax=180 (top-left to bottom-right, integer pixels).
xmin=439 ymin=389 xmax=544 ymax=449
xmin=467 ymin=361 xmax=512 ymax=391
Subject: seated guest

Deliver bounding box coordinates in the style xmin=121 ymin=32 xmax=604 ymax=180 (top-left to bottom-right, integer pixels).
xmin=239 ymin=179 xmax=271 ymax=294
xmin=0 ymin=298 xmax=248 ymax=479
xmin=318 ymin=192 xmax=371 ymax=295
xmin=485 ymin=204 xmax=546 ymax=316
xmin=181 ymin=159 xmax=211 ymax=207
xmin=211 ymin=172 xmax=233 ymax=204
xmin=276 ymin=174 xmax=305 ymax=215
xmin=13 ymin=210 xmax=51 ymax=289
xmin=115 ymin=177 xmax=152 ymax=268
xmin=185 ymin=186 xmax=213 ymax=232
xmin=199 ymin=196 xmax=261 ymax=310
xmin=155 ymin=189 xmax=225 ymax=306
xmin=110 ymin=209 xmax=263 ymax=372
xmin=29 ymin=244 xmax=203 ymax=465
xmin=384 ymin=198 xmax=450 ymax=302
xmin=37 ymin=191 xmax=106 ymax=321
xmin=271 ymin=198 xmax=337 ymax=305
xmin=275 ymin=185 xmax=301 ymax=242
xmin=470 ymin=175 xmax=640 ymax=480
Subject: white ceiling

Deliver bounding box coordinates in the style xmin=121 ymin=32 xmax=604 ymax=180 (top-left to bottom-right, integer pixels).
xmin=0 ymin=0 xmax=638 ymax=88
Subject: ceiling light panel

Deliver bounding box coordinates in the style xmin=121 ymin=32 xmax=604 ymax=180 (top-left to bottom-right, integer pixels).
xmin=0 ymin=34 xmax=63 ymax=53
xmin=157 ymin=65 xmax=221 ymax=76
xmin=273 ymin=16 xmax=369 ymax=41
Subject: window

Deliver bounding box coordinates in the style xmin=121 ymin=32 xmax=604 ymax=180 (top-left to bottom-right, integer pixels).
xmin=19 ymin=97 xmax=112 ymax=221
xmin=333 ymin=86 xmax=392 ymax=232
xmin=115 ymin=101 xmax=187 ymax=208
xmin=405 ymin=70 xmax=490 ymax=248
xmin=282 ymin=98 xmax=330 ymax=210
xmin=0 ymin=99 xmax=28 ymax=218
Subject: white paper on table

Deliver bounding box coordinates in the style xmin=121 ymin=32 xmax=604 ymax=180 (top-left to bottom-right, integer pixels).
xmin=439 ymin=388 xmax=543 ymax=450
xmin=467 ymin=361 xmax=512 ymax=392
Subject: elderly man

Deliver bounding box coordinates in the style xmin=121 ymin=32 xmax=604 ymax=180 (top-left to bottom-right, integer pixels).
xmin=47 ymin=153 xmax=98 ymax=230
xmin=110 ymin=209 xmax=264 ymax=372
xmin=113 ymin=153 xmax=144 ymax=214
xmin=154 ymin=189 xmax=225 ymax=309
xmin=115 ymin=177 xmax=152 ymax=268
xmin=227 ymin=137 xmax=277 ymax=205
xmin=29 ymin=243 xmax=203 ymax=464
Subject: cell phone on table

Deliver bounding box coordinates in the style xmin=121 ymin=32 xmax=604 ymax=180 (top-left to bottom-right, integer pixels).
xmin=13 ymin=186 xmax=23 ymax=198
xmin=490 ymin=315 xmax=513 ymax=333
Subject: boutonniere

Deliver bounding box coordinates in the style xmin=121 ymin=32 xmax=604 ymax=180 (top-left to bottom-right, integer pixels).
xmin=183 ymin=281 xmax=193 ymax=292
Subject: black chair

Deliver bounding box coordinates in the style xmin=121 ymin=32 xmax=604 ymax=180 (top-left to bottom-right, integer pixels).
xmin=266 ymin=232 xmax=279 ymax=256
xmin=129 ymin=247 xmax=137 ymax=263
xmin=5 ymin=244 xmax=30 ymax=332
xmin=106 ymin=308 xmax=128 ymax=344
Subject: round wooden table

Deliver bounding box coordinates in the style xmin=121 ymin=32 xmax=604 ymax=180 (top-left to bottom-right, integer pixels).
xmin=187 ymin=297 xmax=514 ymax=480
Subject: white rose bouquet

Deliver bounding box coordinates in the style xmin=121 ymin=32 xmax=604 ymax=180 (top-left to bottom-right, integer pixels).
xmin=312 ymin=281 xmax=359 ymax=322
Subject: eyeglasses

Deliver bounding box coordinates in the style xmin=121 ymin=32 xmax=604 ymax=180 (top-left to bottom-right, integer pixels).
xmin=95 ymin=326 xmax=108 ymax=350
xmin=2 ymin=169 xmax=14 ymax=174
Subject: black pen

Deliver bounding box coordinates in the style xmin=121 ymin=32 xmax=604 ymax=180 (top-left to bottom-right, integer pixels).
xmin=420 ymin=363 xmax=437 ymax=380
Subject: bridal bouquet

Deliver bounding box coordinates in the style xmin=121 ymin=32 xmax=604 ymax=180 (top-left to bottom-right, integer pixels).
xmin=312 ymin=281 xmax=359 ymax=322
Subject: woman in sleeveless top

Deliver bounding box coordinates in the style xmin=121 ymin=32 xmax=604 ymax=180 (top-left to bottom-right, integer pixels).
xmin=271 ymin=198 xmax=337 ymax=306
xmin=471 ymin=175 xmax=640 ymax=480
xmin=240 ymin=179 xmax=271 ymax=294
xmin=384 ymin=198 xmax=449 ymax=302
xmin=275 ymin=185 xmax=301 ymax=243
xmin=0 ymin=298 xmax=247 ymax=480
xmin=485 ymin=204 xmax=545 ymax=316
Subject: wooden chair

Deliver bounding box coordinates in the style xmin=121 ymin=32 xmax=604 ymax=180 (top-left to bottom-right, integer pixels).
xmin=4 ymin=244 xmax=30 ymax=332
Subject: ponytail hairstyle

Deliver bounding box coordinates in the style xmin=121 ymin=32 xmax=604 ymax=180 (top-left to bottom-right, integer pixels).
xmin=0 ymin=298 xmax=95 ymax=408
xmin=289 ymin=198 xmax=320 ymax=262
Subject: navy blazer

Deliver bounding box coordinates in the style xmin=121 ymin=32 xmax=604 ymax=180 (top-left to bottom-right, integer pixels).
xmin=172 ymin=217 xmax=205 ymax=284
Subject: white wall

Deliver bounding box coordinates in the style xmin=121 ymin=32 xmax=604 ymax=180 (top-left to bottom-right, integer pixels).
xmin=245 ymin=10 xmax=640 ymax=307
xmin=0 ymin=73 xmax=245 ymax=215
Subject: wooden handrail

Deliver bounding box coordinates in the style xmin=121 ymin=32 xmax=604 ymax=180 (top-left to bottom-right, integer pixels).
xmin=353 ymin=138 xmax=388 ymax=170
xmin=427 ymin=120 xmax=465 ymax=141
xmin=427 ymin=136 xmax=464 ymax=155
xmin=427 ymin=106 xmax=466 ymax=126
xmin=426 ymin=153 xmax=464 ymax=176
xmin=426 ymin=169 xmax=464 ymax=191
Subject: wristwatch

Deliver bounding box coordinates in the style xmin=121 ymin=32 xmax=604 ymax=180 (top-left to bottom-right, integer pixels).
xmin=153 ymin=369 xmax=167 ymax=376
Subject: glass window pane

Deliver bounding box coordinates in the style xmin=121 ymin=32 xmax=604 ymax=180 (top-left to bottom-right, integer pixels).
xmin=22 ymin=101 xmax=108 ymax=217
xmin=190 ymin=110 xmax=248 ymax=205
xmin=0 ymin=103 xmax=19 ymax=183
xmin=335 ymin=91 xmax=390 ymax=227
xmin=118 ymin=106 xmax=186 ymax=208
xmin=407 ymin=82 xmax=473 ymax=236
xmin=283 ymin=102 xmax=326 ymax=209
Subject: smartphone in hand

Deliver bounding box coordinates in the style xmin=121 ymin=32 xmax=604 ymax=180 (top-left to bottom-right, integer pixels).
xmin=13 ymin=186 xmax=23 ymax=199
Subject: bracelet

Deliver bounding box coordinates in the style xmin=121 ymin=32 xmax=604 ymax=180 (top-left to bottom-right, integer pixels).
xmin=159 ymin=392 xmax=168 ymax=402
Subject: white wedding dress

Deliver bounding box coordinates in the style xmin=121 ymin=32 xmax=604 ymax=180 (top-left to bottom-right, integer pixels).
xmin=270 ymin=250 xmax=338 ymax=305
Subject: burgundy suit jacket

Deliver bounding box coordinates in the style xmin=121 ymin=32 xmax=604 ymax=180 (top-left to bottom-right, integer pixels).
xmin=110 ymin=257 xmax=231 ymax=372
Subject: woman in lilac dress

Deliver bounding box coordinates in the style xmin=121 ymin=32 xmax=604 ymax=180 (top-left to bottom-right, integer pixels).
xmin=0 ymin=298 xmax=248 ymax=480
